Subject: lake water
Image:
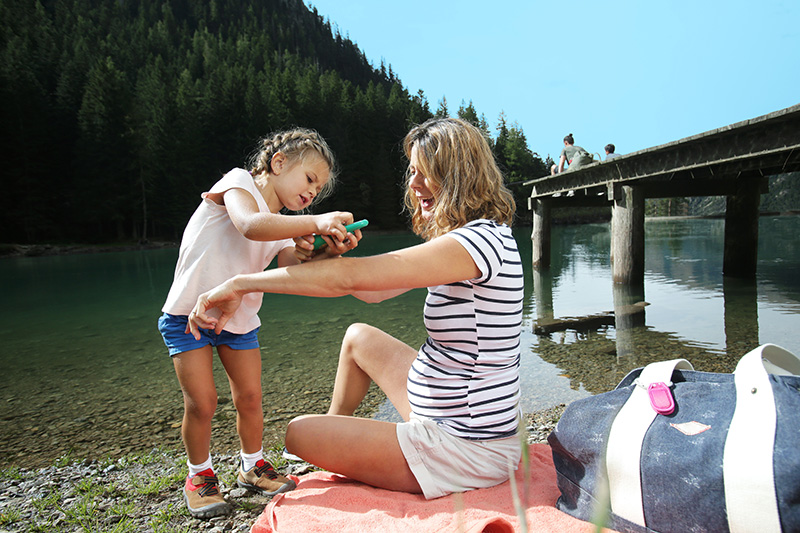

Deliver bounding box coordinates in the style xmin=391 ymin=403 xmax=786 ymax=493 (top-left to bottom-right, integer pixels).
xmin=1 ymin=216 xmax=798 ymax=468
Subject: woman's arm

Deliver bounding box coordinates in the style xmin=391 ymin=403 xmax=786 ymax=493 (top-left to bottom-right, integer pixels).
xmin=349 ymin=288 xmax=412 ymax=303
xmin=187 ymin=235 xmax=480 ymax=337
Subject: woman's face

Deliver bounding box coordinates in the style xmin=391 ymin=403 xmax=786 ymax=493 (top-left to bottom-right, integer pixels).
xmin=408 ymin=145 xmax=439 ymax=220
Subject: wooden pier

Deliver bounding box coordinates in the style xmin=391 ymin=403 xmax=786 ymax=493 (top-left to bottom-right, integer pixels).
xmin=525 ymin=104 xmax=800 ymax=284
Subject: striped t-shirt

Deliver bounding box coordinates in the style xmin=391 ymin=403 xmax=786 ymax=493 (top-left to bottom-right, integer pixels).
xmin=407 ymin=219 xmax=523 ymax=440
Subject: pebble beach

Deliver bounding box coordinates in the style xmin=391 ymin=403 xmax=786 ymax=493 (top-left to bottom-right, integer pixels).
xmin=0 ymin=406 xmax=566 ymax=532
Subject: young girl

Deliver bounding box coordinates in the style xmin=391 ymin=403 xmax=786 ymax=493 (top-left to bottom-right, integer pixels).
xmin=158 ymin=128 xmax=361 ymax=518
xmin=187 ymin=118 xmax=524 ymax=500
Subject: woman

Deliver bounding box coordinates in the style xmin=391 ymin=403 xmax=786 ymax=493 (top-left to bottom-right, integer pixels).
xmin=188 ymin=118 xmax=524 ymax=499
xmin=551 ymin=133 xmax=593 ymax=174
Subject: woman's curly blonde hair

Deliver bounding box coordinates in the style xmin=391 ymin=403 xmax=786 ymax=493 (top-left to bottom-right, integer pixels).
xmin=403 ymin=118 xmax=515 ymax=241
xmin=248 ymin=127 xmax=339 ymax=204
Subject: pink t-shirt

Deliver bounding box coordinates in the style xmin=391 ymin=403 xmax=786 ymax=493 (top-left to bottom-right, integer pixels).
xmin=162 ymin=168 xmax=294 ymax=334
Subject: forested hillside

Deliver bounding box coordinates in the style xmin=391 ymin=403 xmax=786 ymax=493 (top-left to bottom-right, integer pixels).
xmin=1 ymin=0 xmax=546 ymax=245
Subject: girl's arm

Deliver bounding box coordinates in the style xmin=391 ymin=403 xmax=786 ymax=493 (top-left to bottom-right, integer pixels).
xmin=275 ymin=246 xmax=302 ymax=268
xmin=187 ymin=235 xmax=480 ymax=338
xmin=223 ymin=188 xmax=352 ymax=243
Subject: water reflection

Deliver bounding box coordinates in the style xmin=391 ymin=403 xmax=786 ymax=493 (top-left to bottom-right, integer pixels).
xmin=527 ymin=216 xmax=799 ymax=401
xmin=612 ymin=283 xmax=646 ymax=360
xmin=722 ymin=277 xmax=760 ymax=355
xmin=0 ymin=217 xmax=797 ymax=468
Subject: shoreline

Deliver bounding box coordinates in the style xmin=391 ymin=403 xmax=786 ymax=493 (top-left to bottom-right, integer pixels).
xmin=5 ymin=211 xmax=798 ymax=258
xmin=0 ymin=241 xmax=178 ymax=259
xmin=0 ymin=406 xmax=565 ymax=531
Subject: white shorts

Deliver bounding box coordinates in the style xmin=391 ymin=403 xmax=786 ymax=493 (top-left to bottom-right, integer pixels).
xmin=396 ymin=414 xmax=522 ymax=500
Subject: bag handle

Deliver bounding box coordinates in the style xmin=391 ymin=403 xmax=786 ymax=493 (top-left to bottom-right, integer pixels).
xmin=739 ymin=342 xmax=800 ymax=376
xmin=724 ymin=344 xmax=798 ymax=533
xmin=604 ymin=346 xmax=797 ymax=532
xmin=605 ymin=358 xmax=693 ymax=527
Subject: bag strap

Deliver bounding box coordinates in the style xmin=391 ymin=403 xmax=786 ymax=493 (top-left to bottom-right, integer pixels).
xmin=723 ymin=344 xmax=798 ymax=533
xmin=758 ymin=342 xmax=800 ymax=375
xmin=605 ymin=358 xmax=693 ymax=527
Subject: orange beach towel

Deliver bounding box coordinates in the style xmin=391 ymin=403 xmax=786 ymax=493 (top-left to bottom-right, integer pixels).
xmin=251 ymin=443 xmax=616 ymax=533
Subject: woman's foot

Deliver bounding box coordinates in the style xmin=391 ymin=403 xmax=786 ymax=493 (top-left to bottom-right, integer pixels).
xmin=281 ymin=446 xmax=304 ymax=463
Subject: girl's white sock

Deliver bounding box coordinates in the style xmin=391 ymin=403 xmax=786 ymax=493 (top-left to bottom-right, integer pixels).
xmin=240 ymin=448 xmax=264 ymax=471
xmin=187 ymin=456 xmax=214 ymax=476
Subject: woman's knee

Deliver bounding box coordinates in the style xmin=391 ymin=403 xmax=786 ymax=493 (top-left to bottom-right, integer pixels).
xmin=285 ymin=415 xmax=315 ymax=453
xmin=343 ymin=322 xmax=369 ymax=344
xmin=341 ymin=322 xmax=377 ymax=357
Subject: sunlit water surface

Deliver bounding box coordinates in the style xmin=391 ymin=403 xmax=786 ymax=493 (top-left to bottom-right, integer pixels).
xmin=1 ymin=217 xmax=797 ymax=467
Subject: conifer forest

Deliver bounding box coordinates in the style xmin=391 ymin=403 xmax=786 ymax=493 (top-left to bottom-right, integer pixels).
xmin=4 ymin=0 xmax=795 ymax=246
xmin=1 ymin=0 xmax=547 ymax=244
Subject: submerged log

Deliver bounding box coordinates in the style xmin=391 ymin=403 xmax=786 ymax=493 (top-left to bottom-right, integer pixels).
xmin=534 ymin=311 xmax=616 ymax=335
xmin=533 ymin=302 xmax=649 ymax=335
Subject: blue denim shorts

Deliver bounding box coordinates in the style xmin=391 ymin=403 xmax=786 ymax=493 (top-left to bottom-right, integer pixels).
xmin=158 ymin=313 xmax=260 ymax=356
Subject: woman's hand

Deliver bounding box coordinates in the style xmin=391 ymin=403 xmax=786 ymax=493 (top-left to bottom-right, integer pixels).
xmin=185 ymin=279 xmax=244 ymax=339
xmin=293 ymin=234 xmax=316 ymax=262
xmin=293 ymin=228 xmax=363 ymax=262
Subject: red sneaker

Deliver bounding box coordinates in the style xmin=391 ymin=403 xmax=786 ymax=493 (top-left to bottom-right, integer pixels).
xmin=237 ymin=459 xmax=296 ymax=496
xmin=183 ymin=469 xmax=230 ymax=519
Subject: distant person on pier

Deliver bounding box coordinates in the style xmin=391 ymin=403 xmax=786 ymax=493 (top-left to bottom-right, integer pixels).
xmin=605 ymin=143 xmax=621 ymax=160
xmin=550 ymin=133 xmax=594 ymax=175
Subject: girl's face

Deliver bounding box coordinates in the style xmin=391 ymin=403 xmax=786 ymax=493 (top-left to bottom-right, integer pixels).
xmin=273 ymin=153 xmax=331 ymax=211
xmin=409 ymin=145 xmax=439 ymax=221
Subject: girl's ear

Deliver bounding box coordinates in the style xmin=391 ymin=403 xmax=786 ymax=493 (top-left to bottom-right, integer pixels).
xmin=270 ymin=152 xmax=286 ymax=175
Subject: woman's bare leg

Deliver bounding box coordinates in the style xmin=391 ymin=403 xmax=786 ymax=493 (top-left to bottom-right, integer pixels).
xmin=285 ymin=415 xmax=421 ymax=493
xmin=327 ymin=323 xmax=416 ymax=419
xmin=284 ymin=323 xmax=421 ymax=492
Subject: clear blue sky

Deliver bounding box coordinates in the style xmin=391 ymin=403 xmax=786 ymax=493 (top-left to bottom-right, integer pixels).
xmin=304 ymin=0 xmax=799 ymax=167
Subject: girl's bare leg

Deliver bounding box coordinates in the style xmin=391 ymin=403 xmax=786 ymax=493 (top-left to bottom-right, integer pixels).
xmin=173 ymin=346 xmax=217 ymax=465
xmin=218 ymin=346 xmax=263 ymax=454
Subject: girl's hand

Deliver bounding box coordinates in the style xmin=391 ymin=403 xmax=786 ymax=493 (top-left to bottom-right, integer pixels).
xmin=314 ymin=212 xmax=353 ymax=246
xmin=186 ymin=279 xmax=244 ymax=339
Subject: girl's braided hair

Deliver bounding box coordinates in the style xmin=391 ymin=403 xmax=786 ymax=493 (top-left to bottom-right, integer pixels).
xmin=248 ymin=128 xmax=339 ymax=203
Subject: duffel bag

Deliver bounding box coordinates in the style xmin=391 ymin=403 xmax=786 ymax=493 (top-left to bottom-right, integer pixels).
xmin=547 ymin=343 xmax=800 ymax=533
